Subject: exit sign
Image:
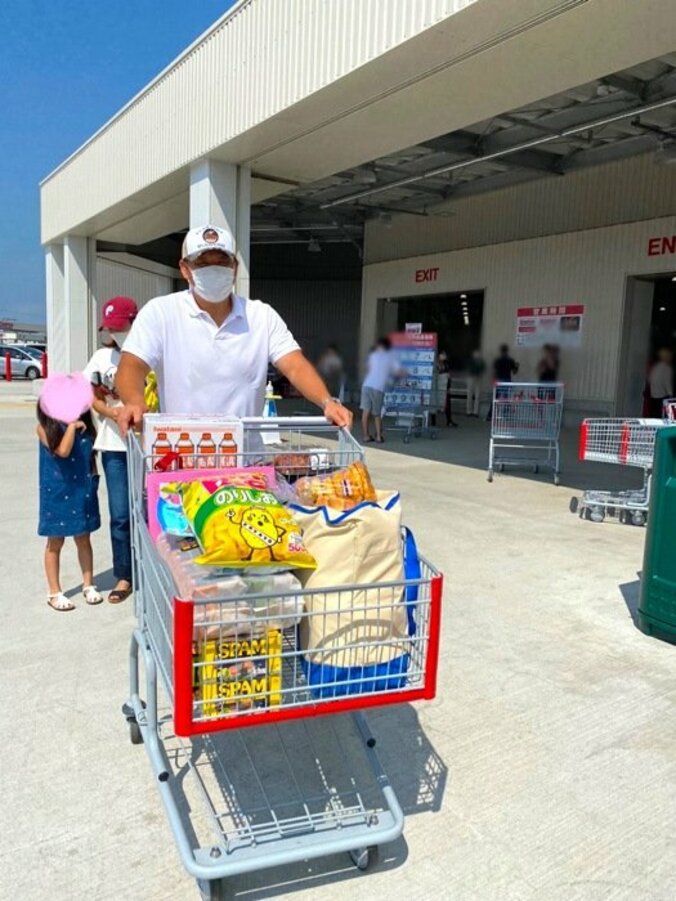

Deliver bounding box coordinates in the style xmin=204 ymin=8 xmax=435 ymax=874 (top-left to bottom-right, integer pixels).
xmin=415 ymin=266 xmax=439 ymax=283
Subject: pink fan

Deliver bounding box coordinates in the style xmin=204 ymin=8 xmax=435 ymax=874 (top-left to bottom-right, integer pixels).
xmin=39 ymin=372 xmax=94 ymax=424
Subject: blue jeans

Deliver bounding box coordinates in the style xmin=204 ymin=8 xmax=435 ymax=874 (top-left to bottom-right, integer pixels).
xmin=101 ymin=451 xmax=132 ymax=583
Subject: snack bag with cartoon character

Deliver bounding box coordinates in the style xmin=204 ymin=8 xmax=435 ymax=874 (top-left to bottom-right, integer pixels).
xmin=182 ymin=480 xmax=317 ymax=570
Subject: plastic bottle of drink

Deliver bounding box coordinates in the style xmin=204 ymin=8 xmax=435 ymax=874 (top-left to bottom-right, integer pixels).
xmin=152 ymin=431 xmax=173 ymax=458
xmin=176 ymin=432 xmax=195 ymax=468
xmin=219 ymin=432 xmax=238 ymax=467
xmin=197 ymin=432 xmax=216 ymax=468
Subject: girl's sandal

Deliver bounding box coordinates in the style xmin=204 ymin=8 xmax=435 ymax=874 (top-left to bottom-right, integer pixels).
xmin=108 ymin=587 xmax=133 ymax=605
xmin=48 ymin=592 xmax=76 ymax=612
xmin=83 ymin=585 xmax=104 ymax=606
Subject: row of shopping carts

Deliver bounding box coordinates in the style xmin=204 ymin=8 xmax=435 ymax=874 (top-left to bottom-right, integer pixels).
xmin=486 ymin=385 xmax=674 ymax=527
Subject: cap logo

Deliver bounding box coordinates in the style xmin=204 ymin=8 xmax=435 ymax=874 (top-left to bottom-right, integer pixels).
xmin=105 ymin=304 xmax=114 ymax=316
xmin=202 ymin=228 xmax=219 ymax=244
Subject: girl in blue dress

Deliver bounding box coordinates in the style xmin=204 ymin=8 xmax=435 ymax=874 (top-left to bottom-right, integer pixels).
xmin=37 ymin=404 xmax=103 ymax=611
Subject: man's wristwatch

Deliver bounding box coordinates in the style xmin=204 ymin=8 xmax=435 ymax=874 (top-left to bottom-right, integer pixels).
xmin=320 ymin=397 xmax=342 ymax=410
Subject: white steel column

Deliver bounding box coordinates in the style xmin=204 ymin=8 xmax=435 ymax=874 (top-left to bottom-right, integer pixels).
xmin=45 ymin=244 xmax=65 ymax=372
xmin=63 ymin=235 xmax=92 ymax=371
xmin=189 ymin=160 xmax=251 ymax=297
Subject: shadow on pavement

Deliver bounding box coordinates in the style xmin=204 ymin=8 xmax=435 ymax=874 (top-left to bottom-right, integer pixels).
xmin=619 ymin=575 xmax=642 ymax=628
xmin=161 ymin=703 xmax=447 ymax=900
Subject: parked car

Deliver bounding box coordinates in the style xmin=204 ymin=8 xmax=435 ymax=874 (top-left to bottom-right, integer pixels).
xmin=0 ymin=344 xmax=42 ymax=379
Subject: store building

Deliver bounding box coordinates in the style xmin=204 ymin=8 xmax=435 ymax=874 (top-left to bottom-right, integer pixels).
xmin=40 ymin=0 xmax=676 ymax=418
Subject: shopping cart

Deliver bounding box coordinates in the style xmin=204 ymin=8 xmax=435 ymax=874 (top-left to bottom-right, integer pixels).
xmin=487 ymin=382 xmax=564 ymax=484
xmin=124 ymin=417 xmax=443 ymax=899
xmin=569 ymin=417 xmax=667 ymax=525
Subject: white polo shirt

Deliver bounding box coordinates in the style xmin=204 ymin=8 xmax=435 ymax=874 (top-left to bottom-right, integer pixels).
xmin=122 ymin=291 xmax=299 ymax=416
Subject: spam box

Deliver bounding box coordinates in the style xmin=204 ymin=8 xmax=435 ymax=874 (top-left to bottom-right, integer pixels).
xmin=193 ymin=630 xmax=282 ymax=718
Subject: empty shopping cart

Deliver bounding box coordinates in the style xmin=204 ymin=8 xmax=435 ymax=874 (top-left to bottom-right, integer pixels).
xmin=487 ymin=382 xmax=564 ymax=484
xmin=124 ymin=417 xmax=443 ymax=899
xmin=569 ymin=417 xmax=667 ymax=525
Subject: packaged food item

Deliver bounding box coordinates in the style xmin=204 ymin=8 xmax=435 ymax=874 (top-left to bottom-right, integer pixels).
xmin=143 ymin=416 xmax=243 ymax=468
xmin=182 ymin=481 xmax=317 ymax=570
xmin=155 ymin=532 xmax=304 ymax=635
xmin=193 ymin=629 xmax=282 ymax=718
xmin=150 ymin=468 xmax=276 ymax=540
xmin=274 ymin=453 xmax=311 ymax=478
xmin=294 ymin=461 xmax=377 ymax=511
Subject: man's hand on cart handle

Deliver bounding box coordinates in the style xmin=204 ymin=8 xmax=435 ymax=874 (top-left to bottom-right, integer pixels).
xmin=321 ymin=398 xmax=353 ymax=430
xmin=118 ymin=402 xmax=148 ymax=438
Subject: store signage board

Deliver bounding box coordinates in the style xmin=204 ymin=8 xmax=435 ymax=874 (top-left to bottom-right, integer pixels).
xmin=516 ymin=305 xmax=584 ymax=348
xmin=386 ymin=331 xmax=438 ymax=411
xmin=405 ymin=322 xmax=423 ymax=334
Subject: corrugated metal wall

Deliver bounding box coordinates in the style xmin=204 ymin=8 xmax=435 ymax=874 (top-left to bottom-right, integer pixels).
xmin=365 ymin=154 xmax=676 ymax=263
xmin=251 ymin=278 xmax=361 ymax=378
xmin=95 ymin=258 xmax=174 ymax=320
xmin=41 ymin=0 xmax=472 ymax=241
xmin=361 ymin=215 xmax=676 ymax=416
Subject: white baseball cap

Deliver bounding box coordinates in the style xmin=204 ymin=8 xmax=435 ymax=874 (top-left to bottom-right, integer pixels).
xmin=181 ymin=225 xmax=236 ymax=261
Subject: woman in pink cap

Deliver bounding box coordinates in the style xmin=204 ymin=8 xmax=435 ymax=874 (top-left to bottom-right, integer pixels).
xmin=83 ymin=296 xmax=138 ymax=604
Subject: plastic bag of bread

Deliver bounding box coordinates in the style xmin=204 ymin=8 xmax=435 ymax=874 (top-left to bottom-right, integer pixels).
xmin=294 ymin=461 xmax=377 ymax=511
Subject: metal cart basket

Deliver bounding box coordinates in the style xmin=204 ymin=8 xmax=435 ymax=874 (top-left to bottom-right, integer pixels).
xmin=488 ymin=382 xmax=564 ymax=484
xmin=124 ymin=417 xmax=443 ymax=899
xmin=570 ymin=417 xmax=667 ymax=525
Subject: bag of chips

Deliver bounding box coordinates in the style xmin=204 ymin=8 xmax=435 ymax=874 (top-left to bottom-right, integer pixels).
xmin=294 ymin=461 xmax=377 ymax=511
xmin=182 ymin=480 xmax=317 ymax=570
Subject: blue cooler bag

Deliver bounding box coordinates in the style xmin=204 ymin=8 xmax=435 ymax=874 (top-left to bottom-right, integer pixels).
xmin=291 ymin=493 xmax=421 ymax=699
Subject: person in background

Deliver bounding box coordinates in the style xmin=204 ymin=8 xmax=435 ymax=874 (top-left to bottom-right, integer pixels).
xmin=37 ymin=401 xmax=102 ymax=612
xmin=361 ymin=337 xmax=400 ymax=443
xmin=487 ymin=344 xmax=520 ymax=420
xmin=116 ymin=225 xmax=351 ymax=433
xmin=84 ymin=296 xmax=138 ymax=604
xmin=436 ymin=351 xmax=458 ymax=428
xmin=647 ymin=347 xmax=673 ymax=418
xmin=317 ymin=343 xmax=344 ymax=401
xmin=493 ymin=344 xmax=519 ymax=382
xmin=466 ymin=349 xmax=485 ymax=417
xmin=537 ymin=344 xmax=559 ymax=382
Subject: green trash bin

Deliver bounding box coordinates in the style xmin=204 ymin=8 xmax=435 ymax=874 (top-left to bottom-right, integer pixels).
xmin=639 ymin=425 xmax=676 ymax=642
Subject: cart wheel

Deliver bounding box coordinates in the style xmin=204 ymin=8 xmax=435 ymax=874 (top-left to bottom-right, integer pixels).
xmin=129 ymin=719 xmax=143 ymax=745
xmin=590 ymin=508 xmax=605 ymax=523
xmin=349 ymin=845 xmax=379 ymax=872
xmin=553 ymin=473 xmax=560 ymax=486
xmin=487 ymin=470 xmax=493 ymax=483
xmin=533 ymin=465 xmax=539 ymax=474
xmin=569 ymin=497 xmax=578 ymax=514
xmin=198 ymin=878 xmax=228 ymax=901
xmin=631 ymin=511 xmax=646 ymax=527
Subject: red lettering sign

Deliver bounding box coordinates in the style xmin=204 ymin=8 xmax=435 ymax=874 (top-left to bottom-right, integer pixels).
xmin=647 ymin=235 xmax=676 ymax=256
xmin=415 ymin=267 xmax=439 ymax=283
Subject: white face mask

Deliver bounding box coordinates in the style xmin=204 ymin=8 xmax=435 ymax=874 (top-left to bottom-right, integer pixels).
xmin=109 ymin=331 xmax=128 ymax=347
xmin=190 ymin=265 xmax=235 ymax=303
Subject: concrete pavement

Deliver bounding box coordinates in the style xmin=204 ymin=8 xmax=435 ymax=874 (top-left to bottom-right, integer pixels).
xmin=1 ymin=382 xmax=675 ymax=901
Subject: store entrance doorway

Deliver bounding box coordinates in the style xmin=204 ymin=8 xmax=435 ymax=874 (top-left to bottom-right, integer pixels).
xmin=617 ymin=273 xmax=676 ymax=416
xmin=376 ymin=291 xmax=484 ymax=368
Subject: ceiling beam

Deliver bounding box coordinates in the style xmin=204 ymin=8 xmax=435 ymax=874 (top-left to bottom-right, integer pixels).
xmin=601 ymin=73 xmax=647 ymax=100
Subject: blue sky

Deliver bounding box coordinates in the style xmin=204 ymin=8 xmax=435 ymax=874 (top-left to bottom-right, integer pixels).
xmin=0 ymin=1 xmax=234 ymax=324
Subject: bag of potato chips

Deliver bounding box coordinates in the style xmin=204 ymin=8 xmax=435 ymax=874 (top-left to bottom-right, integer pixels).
xmin=182 ymin=480 xmax=317 ymax=570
